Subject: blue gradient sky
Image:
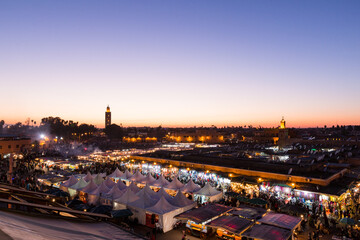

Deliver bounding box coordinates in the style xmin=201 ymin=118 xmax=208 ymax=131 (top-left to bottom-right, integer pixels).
xmin=1 ymin=1 xmax=359 ymax=128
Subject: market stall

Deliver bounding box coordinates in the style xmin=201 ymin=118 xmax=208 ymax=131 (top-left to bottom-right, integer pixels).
xmin=194 ymin=182 xmax=223 ymax=203
xmin=207 ymin=215 xmax=253 ymax=240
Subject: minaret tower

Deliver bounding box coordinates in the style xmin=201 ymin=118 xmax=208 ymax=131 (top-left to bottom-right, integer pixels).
xmin=278 ymin=116 xmax=288 ymax=149
xmin=280 ymin=116 xmax=286 ymax=129
xmin=105 ymin=105 xmax=111 ymax=128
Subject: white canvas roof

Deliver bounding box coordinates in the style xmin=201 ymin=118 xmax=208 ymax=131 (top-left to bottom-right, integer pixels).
xmin=194 ymin=183 xmax=221 ymax=197
xmin=81 ymin=179 xmax=99 ymax=193
xmin=128 ymin=171 xmax=145 ymax=183
xmin=129 ymin=189 xmax=158 ymax=209
xmin=146 ymin=196 xmax=178 ymax=215
xmin=140 ymin=173 xmax=156 ymax=185
xmin=180 ymin=179 xmax=201 ymax=193
xmin=103 ymin=177 xmax=116 ymax=189
xmin=83 ymin=172 xmax=93 ymax=182
xmin=116 ymin=179 xmax=128 ymax=191
xmin=154 ymin=187 xmax=172 ymax=202
xmin=151 ymin=175 xmax=170 ymax=188
xmin=92 ymin=173 xmax=107 ymax=178
xmin=61 ymin=175 xmax=78 ymax=188
xmin=108 ymin=168 xmax=123 ymax=178
xmin=137 ymin=184 xmax=157 ymax=200
xmin=170 ymin=191 xmax=195 ymax=208
xmin=69 ymin=177 xmax=88 ymax=190
xmin=114 ymin=188 xmax=140 ymax=205
xmin=127 ymin=182 xmax=140 ymax=193
xmin=105 ymin=185 xmax=124 ymax=199
xmin=165 ymin=177 xmax=184 ymax=190
xmin=90 ymin=182 xmax=110 ymax=196
xmin=93 ymin=174 xmax=105 ymax=185
xmin=121 ymin=169 xmax=133 ymax=180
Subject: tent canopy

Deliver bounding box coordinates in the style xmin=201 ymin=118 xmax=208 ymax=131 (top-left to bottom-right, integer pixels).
xmin=146 ymin=196 xmax=178 ymax=215
xmin=93 ymin=174 xmax=105 ymax=185
xmin=128 ymin=182 xmax=140 ymax=193
xmin=83 ymin=172 xmax=93 ymax=182
xmin=151 ymin=175 xmax=169 ymax=188
xmin=114 ymin=188 xmax=140 ymax=205
xmin=230 ymin=205 xmax=267 ymax=220
xmin=176 ymin=204 xmax=232 ymax=223
xmin=258 ymin=212 xmax=301 ymax=230
xmin=242 ymin=224 xmax=291 ymax=240
xmin=170 ymin=191 xmax=194 ymax=208
xmin=81 ymin=179 xmax=98 ymax=193
xmin=106 ymin=185 xmax=125 ymax=200
xmin=103 ymin=177 xmax=116 ymax=189
xmin=90 ymin=182 xmax=110 ymax=196
xmin=129 ymin=189 xmax=158 ymax=209
xmin=180 ymin=179 xmax=201 ymax=193
xmin=194 ymin=183 xmax=221 ymax=197
xmin=121 ymin=169 xmax=133 ymax=180
xmin=61 ymin=175 xmax=78 ymax=188
xmin=129 ymin=171 xmax=145 ymax=183
xmin=138 ymin=184 xmax=158 ymax=200
xmin=140 ymin=173 xmax=156 ymax=185
xmin=116 ymin=179 xmax=127 ymax=191
xmin=207 ymin=215 xmax=252 ymax=235
xmin=108 ymin=168 xmax=123 ymax=178
xmin=155 ymin=187 xmax=173 ymax=202
xmin=165 ymin=177 xmax=184 ymax=190
xmin=70 ymin=177 xmax=88 ymax=190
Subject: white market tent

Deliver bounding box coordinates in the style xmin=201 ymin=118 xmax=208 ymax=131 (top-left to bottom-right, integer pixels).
xmin=121 ymin=169 xmax=133 ymax=180
xmin=68 ymin=178 xmax=88 ymax=197
xmin=103 ymin=177 xmax=116 ymax=189
xmin=127 ymin=190 xmax=159 ymax=225
xmin=170 ymin=191 xmax=196 ymax=211
xmin=101 ymin=185 xmax=125 ymax=205
xmin=92 ymin=173 xmax=107 ymax=178
xmin=93 ymin=174 xmax=105 ymax=185
xmin=194 ymin=182 xmax=223 ymax=202
xmin=128 ymin=171 xmax=145 ymax=183
xmin=139 ymin=173 xmax=156 ymax=185
xmin=128 ymin=182 xmax=141 ymax=193
xmin=60 ymin=175 xmax=78 ymax=192
xmin=113 ymin=188 xmax=140 ymax=210
xmin=108 ymin=168 xmax=123 ymax=179
xmin=180 ymin=179 xmax=201 ymax=193
xmin=154 ymin=187 xmax=173 ymax=202
xmin=83 ymin=172 xmax=93 ymax=182
xmin=146 ymin=196 xmax=183 ymax=233
xmin=165 ymin=177 xmax=184 ymax=191
xmin=151 ymin=175 xmax=169 ymax=188
xmin=88 ymin=182 xmax=111 ymax=205
xmin=91 ymin=182 xmax=110 ymax=196
xmin=137 ymin=184 xmax=158 ymax=200
xmin=105 ymin=185 xmax=124 ymax=200
xmin=80 ymin=179 xmax=98 ymax=194
xmin=116 ymin=179 xmax=128 ymax=191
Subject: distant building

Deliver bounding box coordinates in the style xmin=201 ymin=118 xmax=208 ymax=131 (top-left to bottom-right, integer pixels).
xmin=167 ymin=129 xmax=224 ymax=143
xmin=278 ymin=117 xmax=289 ymax=149
xmin=105 ymin=105 xmax=111 ymax=128
xmin=0 ymin=135 xmax=31 ymax=157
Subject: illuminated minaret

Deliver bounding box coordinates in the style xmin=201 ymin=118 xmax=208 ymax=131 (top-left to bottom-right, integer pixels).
xmin=278 ymin=116 xmax=288 ymax=149
xmin=105 ymin=105 xmax=111 ymax=128
xmin=280 ymin=116 xmax=286 ymax=129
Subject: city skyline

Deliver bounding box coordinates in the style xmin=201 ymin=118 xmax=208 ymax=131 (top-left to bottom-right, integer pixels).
xmin=1 ymin=1 xmax=360 ymax=128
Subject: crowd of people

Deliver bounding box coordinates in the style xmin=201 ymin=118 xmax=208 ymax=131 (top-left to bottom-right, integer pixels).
xmin=1 ymin=154 xmax=359 ymax=239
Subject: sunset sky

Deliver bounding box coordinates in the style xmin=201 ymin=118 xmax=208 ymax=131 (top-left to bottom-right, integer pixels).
xmin=1 ymin=1 xmax=359 ymax=128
